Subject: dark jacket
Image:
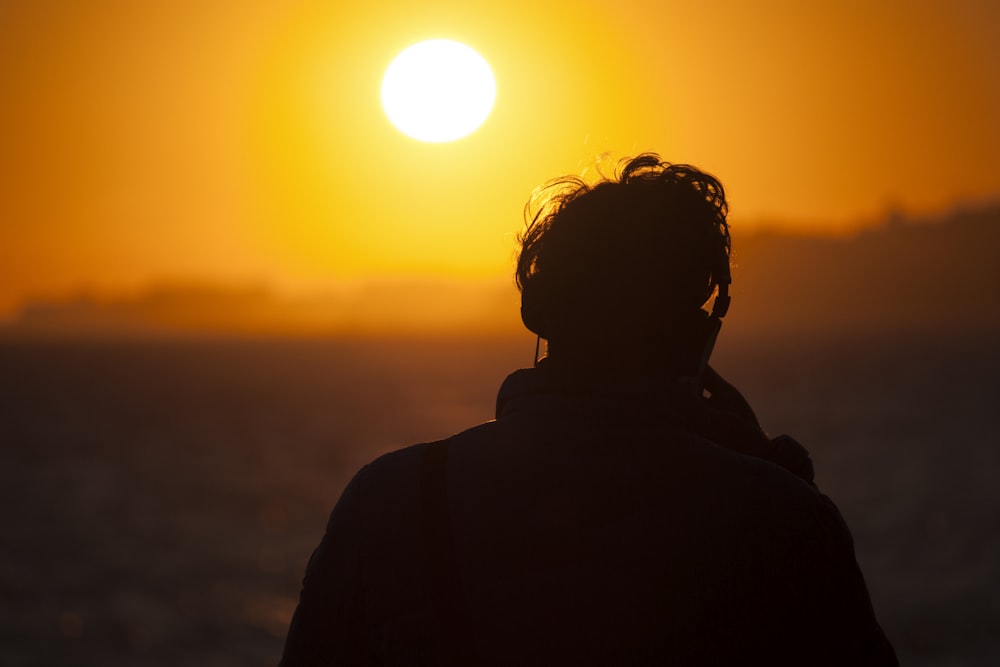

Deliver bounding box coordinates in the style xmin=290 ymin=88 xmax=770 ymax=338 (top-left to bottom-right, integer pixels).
xmin=281 ymin=362 xmax=898 ymax=665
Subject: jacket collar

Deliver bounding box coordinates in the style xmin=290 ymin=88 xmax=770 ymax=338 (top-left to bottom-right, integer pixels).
xmin=495 ymin=358 xmax=693 ymax=420
xmin=493 ymin=359 xmax=815 ymax=486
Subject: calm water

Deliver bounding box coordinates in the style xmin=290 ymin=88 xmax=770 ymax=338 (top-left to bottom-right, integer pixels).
xmin=1 ymin=333 xmax=997 ymax=666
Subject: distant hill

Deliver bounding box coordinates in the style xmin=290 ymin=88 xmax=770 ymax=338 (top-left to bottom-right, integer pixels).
xmin=728 ymin=204 xmax=1000 ymax=336
xmin=2 ymin=204 xmax=998 ymax=340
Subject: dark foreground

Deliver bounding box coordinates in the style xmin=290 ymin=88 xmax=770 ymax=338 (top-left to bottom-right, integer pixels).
xmin=0 ymin=332 xmax=997 ymax=666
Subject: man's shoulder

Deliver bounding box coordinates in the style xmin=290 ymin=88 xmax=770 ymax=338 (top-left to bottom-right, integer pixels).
xmin=722 ymin=449 xmax=855 ymax=552
xmin=346 ymin=420 xmax=498 ymax=501
xmin=361 ymin=421 xmax=495 ymax=473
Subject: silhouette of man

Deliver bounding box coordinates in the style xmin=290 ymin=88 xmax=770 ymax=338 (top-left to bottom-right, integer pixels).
xmin=280 ymin=155 xmax=898 ymax=665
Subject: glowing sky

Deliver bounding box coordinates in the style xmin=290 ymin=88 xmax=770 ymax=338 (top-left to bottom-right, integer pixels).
xmin=1 ymin=0 xmax=998 ymax=316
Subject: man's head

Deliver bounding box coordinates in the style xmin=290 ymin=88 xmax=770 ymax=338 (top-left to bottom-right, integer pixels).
xmin=516 ymin=153 xmax=731 ymax=360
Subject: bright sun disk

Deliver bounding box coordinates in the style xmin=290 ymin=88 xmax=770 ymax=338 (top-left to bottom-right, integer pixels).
xmin=381 ymin=40 xmax=496 ymax=143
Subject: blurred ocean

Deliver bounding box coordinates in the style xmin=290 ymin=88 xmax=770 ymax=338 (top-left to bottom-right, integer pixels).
xmin=0 ymin=333 xmax=997 ymax=666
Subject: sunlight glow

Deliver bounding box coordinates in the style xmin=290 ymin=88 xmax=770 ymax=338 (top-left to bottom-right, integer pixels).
xmin=381 ymin=40 xmax=496 ymax=143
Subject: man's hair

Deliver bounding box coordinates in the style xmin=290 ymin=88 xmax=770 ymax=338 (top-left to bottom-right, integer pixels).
xmin=516 ymin=153 xmax=731 ymax=343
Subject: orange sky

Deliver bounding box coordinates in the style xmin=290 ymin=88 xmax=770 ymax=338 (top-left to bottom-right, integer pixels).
xmin=1 ymin=0 xmax=998 ymax=318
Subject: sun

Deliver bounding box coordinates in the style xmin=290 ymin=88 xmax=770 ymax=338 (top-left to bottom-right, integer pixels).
xmin=381 ymin=40 xmax=496 ymax=143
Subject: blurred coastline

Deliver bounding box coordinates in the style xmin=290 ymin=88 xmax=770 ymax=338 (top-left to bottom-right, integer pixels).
xmin=3 ymin=203 xmax=999 ymax=342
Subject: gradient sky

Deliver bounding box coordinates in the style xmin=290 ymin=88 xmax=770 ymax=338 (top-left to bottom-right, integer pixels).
xmin=2 ymin=0 xmax=998 ymax=317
